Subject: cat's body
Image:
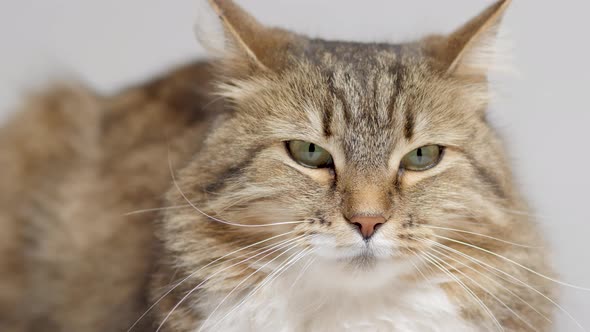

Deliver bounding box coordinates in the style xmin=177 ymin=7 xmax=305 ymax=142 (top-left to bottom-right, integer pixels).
xmin=0 ymin=63 xmax=218 ymax=331
xmin=1 ymin=1 xmax=557 ymax=331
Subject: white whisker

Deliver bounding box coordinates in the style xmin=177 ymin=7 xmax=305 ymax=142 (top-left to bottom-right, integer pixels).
xmin=497 ymin=207 xmax=549 ymax=220
xmin=168 ymin=153 xmax=311 ymax=228
xmin=433 ymin=234 xmax=590 ymax=291
xmin=206 ymin=247 xmax=313 ymax=332
xmin=155 ymin=234 xmax=307 ymax=332
xmin=424 ymin=250 xmax=536 ymax=331
xmin=426 ymin=237 xmax=586 ymax=331
xmin=288 ymin=255 xmax=316 ymax=294
xmin=405 ymin=248 xmax=433 ymax=285
xmin=421 ymin=252 xmax=504 ymax=332
xmin=122 ymin=204 xmax=192 ymax=216
xmin=127 ymin=230 xmax=295 ymax=332
xmin=428 ymin=243 xmax=552 ymax=325
xmin=198 ymin=242 xmax=308 ymax=331
xmin=422 ymin=225 xmax=542 ymax=248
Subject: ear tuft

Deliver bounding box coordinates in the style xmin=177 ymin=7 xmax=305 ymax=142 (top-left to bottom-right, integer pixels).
xmin=194 ymin=0 xmax=299 ymax=76
xmin=424 ymin=0 xmax=512 ymax=77
xmin=194 ymin=0 xmax=229 ymax=58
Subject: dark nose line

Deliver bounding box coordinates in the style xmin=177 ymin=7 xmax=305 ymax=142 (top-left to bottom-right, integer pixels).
xmin=347 ymin=214 xmax=387 ymax=240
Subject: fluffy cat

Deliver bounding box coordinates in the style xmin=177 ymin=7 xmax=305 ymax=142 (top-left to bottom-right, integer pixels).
xmin=0 ymin=0 xmax=559 ymax=331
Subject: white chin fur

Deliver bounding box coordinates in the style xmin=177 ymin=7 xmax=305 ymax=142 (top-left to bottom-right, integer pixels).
xmin=197 ymin=254 xmax=479 ymax=332
xmin=195 ymin=240 xmax=480 ymax=332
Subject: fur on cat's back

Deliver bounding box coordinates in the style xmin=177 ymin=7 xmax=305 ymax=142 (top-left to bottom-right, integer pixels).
xmin=0 ymin=63 xmax=218 ymax=331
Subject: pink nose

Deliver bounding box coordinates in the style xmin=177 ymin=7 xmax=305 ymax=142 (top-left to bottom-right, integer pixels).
xmin=348 ymin=215 xmax=387 ymax=239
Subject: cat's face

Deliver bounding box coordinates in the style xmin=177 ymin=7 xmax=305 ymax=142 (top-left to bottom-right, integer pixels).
xmin=170 ymin=49 xmax=511 ymax=270
xmin=160 ymin=0 xmax=519 ymax=291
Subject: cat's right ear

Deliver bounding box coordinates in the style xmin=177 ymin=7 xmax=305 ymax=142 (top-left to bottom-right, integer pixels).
xmin=423 ymin=0 xmax=511 ymax=78
xmin=195 ymin=0 xmax=297 ymax=76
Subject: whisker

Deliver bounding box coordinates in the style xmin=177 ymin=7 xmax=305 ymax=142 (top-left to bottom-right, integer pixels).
xmin=453 ymin=195 xmax=550 ymax=220
xmin=426 ymin=238 xmax=587 ymax=331
xmin=201 ymin=95 xmax=225 ymax=112
xmin=257 ymin=248 xmax=313 ymax=293
xmin=205 ymin=247 xmax=313 ymax=332
xmin=496 ymin=206 xmax=550 ymax=220
xmin=428 ymin=243 xmax=552 ymax=325
xmin=155 ymin=234 xmax=307 ymax=332
xmin=424 ymin=250 xmax=536 ymax=331
xmin=405 ymin=248 xmax=433 ymax=285
xmin=122 ymin=204 xmax=192 ymax=216
xmin=168 ymin=153 xmax=311 ymax=228
xmin=422 ymin=225 xmax=542 ymax=248
xmin=251 ymin=248 xmax=313 ymax=300
xmin=288 ymin=255 xmax=316 ymax=294
xmin=127 ymin=230 xmax=296 ymax=332
xmin=428 ymin=244 xmax=521 ymax=289
xmin=419 ymin=251 xmax=504 ymax=331
xmin=433 ymin=234 xmax=590 ymax=291
xmin=198 ymin=242 xmax=309 ymax=331
xmin=206 ymin=191 xmax=267 ymax=216
xmin=432 ymin=195 xmax=548 ymax=221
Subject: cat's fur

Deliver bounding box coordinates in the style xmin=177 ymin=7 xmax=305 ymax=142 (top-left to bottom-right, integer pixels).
xmin=0 ymin=0 xmax=557 ymax=331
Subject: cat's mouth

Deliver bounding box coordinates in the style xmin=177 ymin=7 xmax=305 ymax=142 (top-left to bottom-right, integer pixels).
xmin=310 ymin=233 xmax=397 ymax=264
xmin=345 ymin=248 xmax=382 ymax=268
xmin=314 ymin=241 xmax=396 ymax=268
xmin=305 ymin=244 xmax=418 ymax=291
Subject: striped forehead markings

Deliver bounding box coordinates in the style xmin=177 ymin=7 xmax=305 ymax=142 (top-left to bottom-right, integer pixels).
xmin=322 ymin=72 xmax=335 ymax=137
xmin=323 ymin=70 xmax=353 ymax=137
xmin=319 ymin=60 xmax=418 ymax=168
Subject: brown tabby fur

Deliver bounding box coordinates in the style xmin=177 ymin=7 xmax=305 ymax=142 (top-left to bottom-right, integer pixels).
xmin=1 ymin=0 xmax=556 ymax=331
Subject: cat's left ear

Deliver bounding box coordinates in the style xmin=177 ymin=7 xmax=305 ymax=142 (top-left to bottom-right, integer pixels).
xmin=424 ymin=0 xmax=511 ymax=77
xmin=195 ymin=0 xmax=299 ymax=76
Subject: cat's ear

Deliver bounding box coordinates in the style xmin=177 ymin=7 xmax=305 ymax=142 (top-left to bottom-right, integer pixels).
xmin=195 ymin=0 xmax=298 ymax=75
xmin=424 ymin=0 xmax=511 ymax=77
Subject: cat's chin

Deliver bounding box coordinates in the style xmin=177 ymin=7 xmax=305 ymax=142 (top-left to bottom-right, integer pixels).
xmin=301 ymin=251 xmax=417 ymax=294
xmin=301 ymin=234 xmax=415 ymax=290
xmin=309 ymin=233 xmax=399 ymax=262
xmin=328 ymin=249 xmax=404 ymax=273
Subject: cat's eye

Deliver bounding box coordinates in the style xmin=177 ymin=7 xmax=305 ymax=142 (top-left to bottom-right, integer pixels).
xmin=287 ymin=141 xmax=334 ymax=169
xmin=401 ymin=145 xmax=443 ymax=171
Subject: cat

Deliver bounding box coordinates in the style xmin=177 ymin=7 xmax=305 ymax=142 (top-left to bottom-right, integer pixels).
xmin=0 ymin=0 xmax=559 ymax=331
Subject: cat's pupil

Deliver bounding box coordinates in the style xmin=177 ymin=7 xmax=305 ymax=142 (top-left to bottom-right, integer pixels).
xmin=416 ymin=148 xmax=423 ymax=161
xmin=308 ymin=143 xmax=316 ymax=157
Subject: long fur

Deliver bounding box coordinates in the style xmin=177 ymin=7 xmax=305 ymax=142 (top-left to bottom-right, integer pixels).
xmin=0 ymin=1 xmax=558 ymax=331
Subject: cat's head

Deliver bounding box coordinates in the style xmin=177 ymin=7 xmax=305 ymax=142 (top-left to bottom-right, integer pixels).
xmin=162 ymin=0 xmax=521 ymax=286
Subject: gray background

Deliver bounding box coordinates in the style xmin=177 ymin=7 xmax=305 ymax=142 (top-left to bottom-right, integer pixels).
xmin=1 ymin=1 xmax=588 ymax=330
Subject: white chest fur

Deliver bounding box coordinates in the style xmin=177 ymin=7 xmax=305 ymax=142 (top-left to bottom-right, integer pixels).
xmin=195 ymin=259 xmax=480 ymax=332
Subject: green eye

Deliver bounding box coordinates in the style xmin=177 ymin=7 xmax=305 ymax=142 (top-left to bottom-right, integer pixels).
xmin=287 ymin=141 xmax=334 ymax=169
xmin=401 ymin=145 xmax=443 ymax=171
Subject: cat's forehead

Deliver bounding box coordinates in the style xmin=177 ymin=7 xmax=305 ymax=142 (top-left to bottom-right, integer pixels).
xmin=324 ymin=67 xmax=402 ymax=168
xmin=300 ymin=41 xmax=436 ymax=168
xmin=304 ymin=39 xmax=405 ymax=71
xmin=237 ymin=41 xmax=476 ymax=171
